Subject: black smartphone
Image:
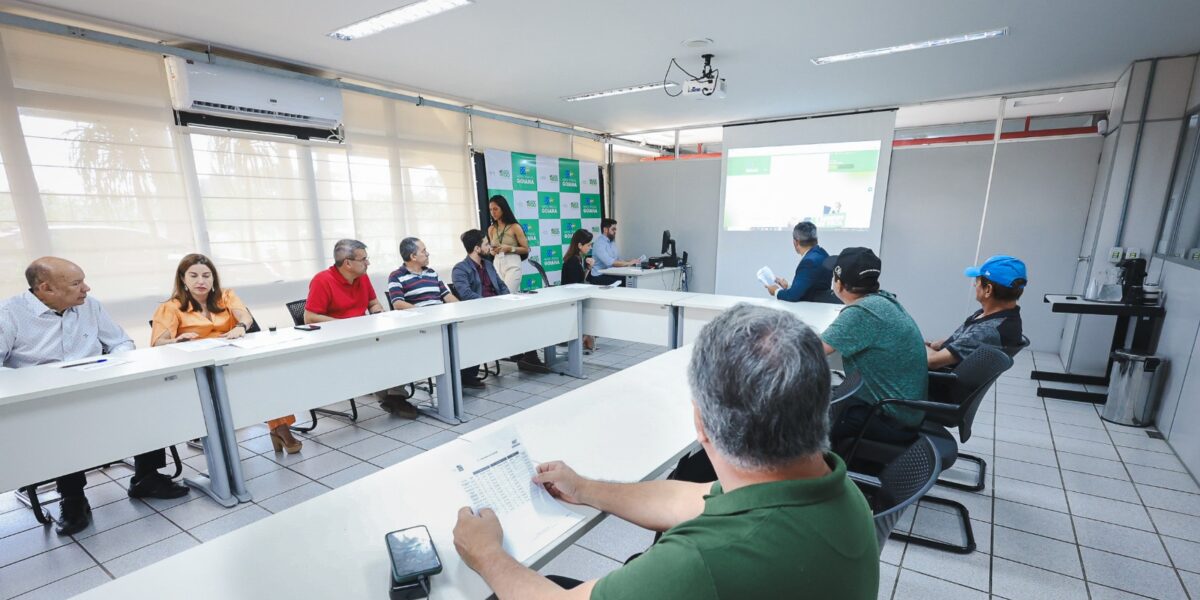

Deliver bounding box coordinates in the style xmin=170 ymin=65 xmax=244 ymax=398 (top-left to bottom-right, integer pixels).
xmin=385 ymin=526 xmax=442 ymax=584
xmin=294 ymin=324 xmax=321 ymax=331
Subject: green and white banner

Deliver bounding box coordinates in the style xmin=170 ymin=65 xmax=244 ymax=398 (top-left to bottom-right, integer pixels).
xmin=483 ymin=149 xmax=602 ymax=290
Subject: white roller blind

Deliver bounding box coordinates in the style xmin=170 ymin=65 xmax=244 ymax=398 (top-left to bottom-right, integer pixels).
xmin=19 ymin=109 xmax=192 ymax=300
xmin=0 ymin=150 xmax=22 ymax=294
xmin=190 ymin=133 xmax=318 ymax=284
xmin=314 ymin=92 xmax=475 ymax=276
xmin=2 ymin=27 xmax=194 ymax=301
xmin=472 ymin=117 xmax=573 ymax=158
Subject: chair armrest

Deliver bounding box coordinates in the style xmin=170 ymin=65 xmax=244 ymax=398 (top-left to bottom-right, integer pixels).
xmin=848 ymin=472 xmax=881 ymax=488
xmin=878 ymin=398 xmax=958 ymax=416
xmin=928 ymin=371 xmax=957 ymax=381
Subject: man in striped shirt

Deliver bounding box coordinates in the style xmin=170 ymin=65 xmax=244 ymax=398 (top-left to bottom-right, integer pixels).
xmin=387 ymin=237 xmax=459 ymax=309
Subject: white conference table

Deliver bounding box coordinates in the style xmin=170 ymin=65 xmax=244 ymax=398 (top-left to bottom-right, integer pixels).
xmin=579 ymin=285 xmax=698 ymax=348
xmin=675 ymin=295 xmax=843 ymax=344
xmin=0 ymin=348 xmax=238 ymax=507
xmin=599 ymin=266 xmax=683 ymax=290
xmin=74 ymin=346 xmax=698 ymax=600
xmin=198 ymin=310 xmax=462 ymax=501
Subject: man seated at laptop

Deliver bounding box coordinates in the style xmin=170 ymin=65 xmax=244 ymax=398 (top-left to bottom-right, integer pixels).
xmin=452 ymin=304 xmax=879 ymax=599
xmin=926 ymin=255 xmax=1026 ymax=370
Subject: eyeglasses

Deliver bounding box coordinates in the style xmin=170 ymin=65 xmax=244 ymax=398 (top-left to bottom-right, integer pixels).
xmin=349 ymin=256 xmax=370 ymax=264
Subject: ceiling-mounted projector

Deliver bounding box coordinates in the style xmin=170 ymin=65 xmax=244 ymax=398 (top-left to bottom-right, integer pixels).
xmin=665 ymin=53 xmax=726 ymax=99
xmin=682 ymin=75 xmax=726 ymax=99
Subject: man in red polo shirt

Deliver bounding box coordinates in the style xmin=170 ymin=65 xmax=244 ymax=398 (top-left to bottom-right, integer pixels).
xmin=304 ymin=239 xmax=384 ymax=322
xmin=304 ymin=239 xmax=418 ymax=416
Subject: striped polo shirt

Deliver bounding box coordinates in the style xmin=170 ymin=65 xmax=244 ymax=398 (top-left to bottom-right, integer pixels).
xmin=387 ymin=265 xmax=450 ymax=308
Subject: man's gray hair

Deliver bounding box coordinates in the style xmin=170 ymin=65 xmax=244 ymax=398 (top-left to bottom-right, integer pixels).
xmin=332 ymin=239 xmax=367 ymax=266
xmin=24 ymin=262 xmax=50 ymax=288
xmin=793 ymin=221 xmax=818 ymax=246
xmin=688 ymin=303 xmax=831 ymax=470
xmin=399 ymin=237 xmax=422 ymax=262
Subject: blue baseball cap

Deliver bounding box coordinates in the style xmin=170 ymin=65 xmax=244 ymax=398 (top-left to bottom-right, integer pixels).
xmin=965 ymin=255 xmax=1027 ymax=288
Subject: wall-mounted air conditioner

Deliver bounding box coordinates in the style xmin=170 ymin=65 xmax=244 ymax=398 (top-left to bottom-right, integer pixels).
xmin=165 ymin=57 xmax=343 ymax=131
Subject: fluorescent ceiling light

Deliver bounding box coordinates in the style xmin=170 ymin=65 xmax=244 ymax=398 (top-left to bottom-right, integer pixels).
xmin=564 ymin=82 xmax=678 ymax=102
xmin=611 ymin=144 xmax=662 ymax=157
xmin=811 ymin=27 xmax=1008 ymax=65
xmin=329 ymin=0 xmax=472 ymax=41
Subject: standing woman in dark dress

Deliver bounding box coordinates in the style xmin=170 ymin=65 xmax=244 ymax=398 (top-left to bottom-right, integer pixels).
xmin=562 ymin=229 xmax=596 ymax=350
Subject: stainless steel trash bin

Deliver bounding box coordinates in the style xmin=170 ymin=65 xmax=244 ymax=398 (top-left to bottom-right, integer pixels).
xmin=1102 ymin=350 xmax=1166 ymax=427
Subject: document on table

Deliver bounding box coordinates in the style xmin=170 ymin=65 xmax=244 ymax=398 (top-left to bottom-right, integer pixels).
xmin=229 ymin=331 xmax=304 ymax=349
xmin=169 ymin=338 xmax=232 ymax=352
xmin=455 ymin=433 xmax=583 ymax=561
xmin=496 ymin=294 xmax=529 ymax=301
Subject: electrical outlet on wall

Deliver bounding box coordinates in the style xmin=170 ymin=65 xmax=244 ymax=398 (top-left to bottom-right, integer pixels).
xmin=1125 ymin=248 xmax=1141 ymax=260
xmin=1108 ymin=247 xmax=1124 ymax=263
xmin=1188 ymin=248 xmax=1200 ymax=261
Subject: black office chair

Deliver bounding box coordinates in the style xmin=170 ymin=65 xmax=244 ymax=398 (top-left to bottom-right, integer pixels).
xmin=850 ymin=435 xmax=941 ymax=554
xmin=1003 ymin=334 xmax=1032 ymax=359
xmin=285 ymin=299 xmax=359 ymax=433
xmin=528 ymin=259 xmax=551 ymax=288
xmin=831 ymin=371 xmax=863 ymax=405
xmin=841 ymin=346 xmax=1013 ymax=554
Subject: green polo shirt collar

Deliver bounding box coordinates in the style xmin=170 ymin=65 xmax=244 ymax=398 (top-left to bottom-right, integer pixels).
xmin=702 ymin=453 xmax=848 ymax=516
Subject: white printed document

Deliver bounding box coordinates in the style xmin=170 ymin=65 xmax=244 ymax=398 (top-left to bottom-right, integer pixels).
xmin=229 ymin=331 xmax=304 ymax=350
xmin=169 ymin=338 xmax=232 ymax=353
xmin=756 ymin=266 xmax=777 ymax=287
xmin=455 ymin=433 xmax=583 ymax=561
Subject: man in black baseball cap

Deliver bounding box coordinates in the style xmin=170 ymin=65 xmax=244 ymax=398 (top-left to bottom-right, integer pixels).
xmin=821 ymin=248 xmax=929 ymax=449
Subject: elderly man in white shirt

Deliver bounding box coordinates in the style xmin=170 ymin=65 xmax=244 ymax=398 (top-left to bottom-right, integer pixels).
xmin=0 ymin=257 xmax=189 ymax=536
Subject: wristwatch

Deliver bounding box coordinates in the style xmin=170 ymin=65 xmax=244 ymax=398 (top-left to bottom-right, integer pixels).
xmin=234 ymin=322 xmax=248 ymax=330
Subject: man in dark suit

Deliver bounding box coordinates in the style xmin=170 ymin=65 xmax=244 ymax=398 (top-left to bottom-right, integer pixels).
xmin=765 ymin=221 xmax=834 ymax=302
xmin=452 ymin=229 xmax=509 ymax=300
xmin=452 ymin=229 xmax=550 ymax=380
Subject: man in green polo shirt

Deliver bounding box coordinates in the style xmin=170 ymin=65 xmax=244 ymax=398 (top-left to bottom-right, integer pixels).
xmin=821 ymin=247 xmax=928 ymax=447
xmin=453 ymin=304 xmax=879 ymax=599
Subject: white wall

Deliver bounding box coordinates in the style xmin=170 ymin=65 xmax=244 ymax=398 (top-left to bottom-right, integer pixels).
xmin=881 ymin=137 xmax=1102 ymax=352
xmin=881 ymin=143 xmax=991 ymax=338
xmin=1152 ymin=260 xmax=1200 ymax=477
xmin=612 ymin=158 xmax=721 ymax=293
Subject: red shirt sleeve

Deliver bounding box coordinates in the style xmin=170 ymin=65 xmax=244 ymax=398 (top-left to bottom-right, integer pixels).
xmin=306 ymin=273 xmax=332 ymax=315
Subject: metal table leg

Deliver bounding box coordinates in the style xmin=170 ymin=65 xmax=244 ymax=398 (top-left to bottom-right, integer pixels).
xmin=208 ymin=366 xmax=252 ymax=503
xmin=184 ymin=366 xmax=239 ymax=507
xmin=421 ymin=322 xmax=462 ymax=425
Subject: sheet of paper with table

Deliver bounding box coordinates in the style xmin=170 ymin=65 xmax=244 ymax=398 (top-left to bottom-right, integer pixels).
xmin=228 ymin=331 xmax=305 ymax=349
xmin=455 ymin=432 xmax=583 ymax=561
xmin=168 ymin=338 xmax=232 ymax=352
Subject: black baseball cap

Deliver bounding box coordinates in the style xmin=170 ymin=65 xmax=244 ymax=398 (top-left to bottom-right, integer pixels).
xmin=823 ymin=247 xmax=882 ymax=288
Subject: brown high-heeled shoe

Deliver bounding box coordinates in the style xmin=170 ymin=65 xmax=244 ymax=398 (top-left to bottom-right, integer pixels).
xmin=270 ymin=426 xmax=303 ymax=454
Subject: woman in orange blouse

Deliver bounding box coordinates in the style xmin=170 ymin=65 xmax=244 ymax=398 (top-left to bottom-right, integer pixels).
xmin=151 ymin=254 xmax=303 ymax=454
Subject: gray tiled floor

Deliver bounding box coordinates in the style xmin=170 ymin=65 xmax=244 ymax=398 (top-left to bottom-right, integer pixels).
xmin=2 ymin=345 xmax=1198 ymax=599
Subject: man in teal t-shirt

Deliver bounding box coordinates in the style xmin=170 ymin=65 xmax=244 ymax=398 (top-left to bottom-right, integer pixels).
xmin=821 ymin=247 xmax=928 ymax=445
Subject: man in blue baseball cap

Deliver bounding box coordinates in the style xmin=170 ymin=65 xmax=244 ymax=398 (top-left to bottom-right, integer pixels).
xmin=926 ymin=255 xmax=1027 ymax=369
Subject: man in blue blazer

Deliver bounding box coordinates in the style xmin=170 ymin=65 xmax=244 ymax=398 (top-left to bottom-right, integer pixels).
xmin=452 ymin=229 xmax=550 ymax=378
xmin=453 ymin=229 xmax=510 ymax=300
xmin=765 ymin=221 xmax=834 ymax=302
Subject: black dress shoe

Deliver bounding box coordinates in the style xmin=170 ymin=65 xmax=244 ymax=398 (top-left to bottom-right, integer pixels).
xmin=518 ymin=360 xmax=552 ymax=374
xmin=128 ymin=473 xmax=190 ymax=500
xmin=461 ymin=377 xmax=486 ymax=389
xmin=55 ymin=497 xmax=91 ymax=537
xmin=381 ymin=398 xmax=420 ymax=419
